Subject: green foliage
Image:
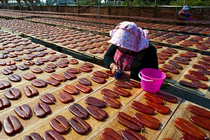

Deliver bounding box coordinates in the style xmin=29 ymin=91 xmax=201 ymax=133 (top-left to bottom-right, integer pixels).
xmin=91 ymin=0 xmax=98 ymax=5
xmin=129 ymin=0 xmax=154 ymax=5
xmin=80 ymin=0 xmax=91 ymax=5
xmin=157 ymin=1 xmax=166 ymax=5
xmin=170 ymin=0 xmax=209 ymax=6
xmin=203 ymin=0 xmax=210 ymax=6
xmin=132 ymin=0 xmax=141 ymax=5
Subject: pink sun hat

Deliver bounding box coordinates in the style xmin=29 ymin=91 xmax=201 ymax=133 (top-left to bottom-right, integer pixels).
xmin=108 ymin=21 xmax=149 ymax=52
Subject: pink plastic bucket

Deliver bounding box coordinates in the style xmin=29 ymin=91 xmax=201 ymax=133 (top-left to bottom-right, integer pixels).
xmin=138 ymin=68 xmax=166 ymax=93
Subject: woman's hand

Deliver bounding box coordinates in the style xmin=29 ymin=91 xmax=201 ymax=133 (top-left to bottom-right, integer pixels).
xmin=117 ymin=71 xmax=131 ymax=79
xmin=110 ymin=63 xmax=120 ymax=75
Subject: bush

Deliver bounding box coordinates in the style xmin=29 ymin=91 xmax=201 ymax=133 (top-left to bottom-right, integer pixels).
xmin=203 ymin=1 xmax=210 ymax=6
xmin=170 ymin=0 xmax=209 ymax=6
xmin=130 ymin=0 xmax=154 ymax=5
xmin=133 ymin=0 xmax=141 ymax=5
xmin=80 ymin=0 xmax=91 ymax=5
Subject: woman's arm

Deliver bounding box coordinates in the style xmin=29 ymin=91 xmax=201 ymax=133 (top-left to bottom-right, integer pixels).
xmin=104 ymin=44 xmax=117 ymax=69
xmin=179 ymin=13 xmax=187 ymax=20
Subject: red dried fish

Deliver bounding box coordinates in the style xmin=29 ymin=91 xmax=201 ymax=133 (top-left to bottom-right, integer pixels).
xmin=165 ymin=73 xmax=172 ymax=79
xmin=125 ymin=80 xmax=140 ymax=88
xmin=192 ymin=64 xmax=206 ymax=70
xmin=100 ymin=88 xmax=118 ymax=98
xmin=82 ymin=62 xmax=94 ymax=68
xmin=188 ymin=70 xmax=204 ymax=76
xmin=3 ymin=116 xmax=23 ymax=135
xmin=201 ymin=56 xmax=210 ymax=61
xmin=165 ymin=67 xmax=179 ymax=74
xmin=131 ymin=101 xmax=154 ymax=115
xmin=116 ymin=112 xmax=143 ymax=131
xmin=179 ymin=53 xmax=191 ymax=58
xmin=69 ymin=103 xmax=89 ymax=119
xmin=166 ymin=48 xmax=178 ymax=53
xmin=79 ymin=66 xmax=92 ymax=72
xmin=58 ymin=92 xmax=73 ymax=103
xmin=66 ymin=68 xmax=80 ymax=74
xmin=186 ymin=51 xmax=197 ymax=57
xmin=168 ymin=60 xmax=183 ymax=69
xmin=191 ymin=81 xmax=208 ymax=89
xmin=93 ymin=71 xmax=108 ymax=78
xmin=134 ymin=113 xmax=160 ymax=130
xmin=197 ymin=61 xmax=209 ymax=66
xmin=91 ymin=76 xmax=106 ymax=84
xmin=180 ymin=56 xmax=191 ymax=61
xmin=146 ymin=101 xmax=170 ymax=114
xmin=50 ymin=73 xmax=66 ymax=82
xmin=115 ymin=80 xmax=132 ymax=89
xmin=198 ymin=69 xmax=210 ymax=75
xmin=179 ymin=80 xmax=198 ymax=89
xmin=113 ymin=86 xmax=131 ymax=97
xmin=63 ymin=72 xmax=76 ymax=80
xmin=159 ymin=68 xmax=167 ymax=72
xmin=75 ymin=84 xmax=92 ymax=93
xmin=62 ymin=85 xmax=79 ymax=95
xmin=43 ymin=130 xmax=65 ymax=140
xmin=86 ymin=105 xmax=107 ymax=121
xmin=69 ymin=117 xmax=91 ymax=134
xmin=102 ymin=96 xmax=121 ymax=108
xmin=158 ymin=59 xmax=165 ymax=64
xmin=78 ymin=78 xmax=91 ymax=86
xmin=105 ymin=70 xmax=113 ymax=77
xmin=191 ymin=74 xmax=208 ymax=81
xmin=155 ymin=90 xmax=177 ymax=103
xmin=190 ymin=115 xmax=210 ymax=130
xmin=39 ymin=93 xmax=56 ymax=104
xmin=174 ymin=118 xmax=206 ymax=140
xmin=144 ymin=92 xmax=164 ymax=104
xmin=189 ymin=105 xmax=210 ymax=119
xmin=175 ymin=59 xmax=189 ymax=65
xmin=101 ymin=128 xmax=124 ymax=140
xmin=182 ymin=134 xmax=201 ymax=140
xmin=121 ymin=129 xmax=147 ymax=140
xmin=50 ymin=115 xmax=70 ymax=134
xmin=184 ymin=74 xmax=199 ymax=82
xmin=85 ymin=97 xmax=106 ymax=108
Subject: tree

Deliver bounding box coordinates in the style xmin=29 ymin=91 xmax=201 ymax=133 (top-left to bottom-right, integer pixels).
xmin=170 ymin=0 xmax=208 ymax=6
xmin=0 ymin=0 xmax=10 ymax=9
xmin=29 ymin=0 xmax=35 ymax=10
xmin=16 ymin=0 xmax=22 ymax=10
xmin=0 ymin=0 xmax=5 ymax=9
xmin=23 ymin=0 xmax=27 ymax=5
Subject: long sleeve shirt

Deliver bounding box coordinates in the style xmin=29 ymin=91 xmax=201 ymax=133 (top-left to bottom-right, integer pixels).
xmin=104 ymin=42 xmax=158 ymax=80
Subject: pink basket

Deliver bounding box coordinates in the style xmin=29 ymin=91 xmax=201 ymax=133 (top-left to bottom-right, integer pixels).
xmin=138 ymin=68 xmax=166 ymax=93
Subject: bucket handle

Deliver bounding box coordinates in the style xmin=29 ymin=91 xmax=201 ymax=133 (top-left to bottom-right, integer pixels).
xmin=138 ymin=73 xmax=153 ymax=82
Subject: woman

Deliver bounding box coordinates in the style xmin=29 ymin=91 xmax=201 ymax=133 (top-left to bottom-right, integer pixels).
xmin=178 ymin=5 xmax=192 ymax=20
xmin=104 ymin=21 xmax=158 ymax=81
